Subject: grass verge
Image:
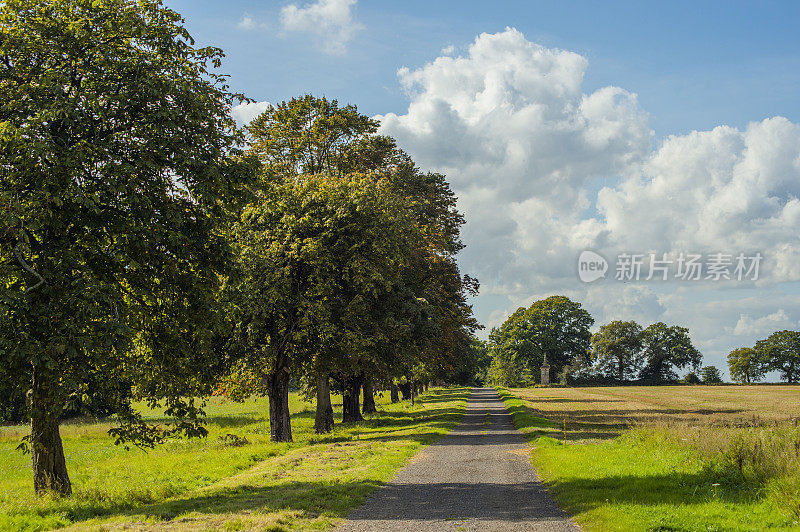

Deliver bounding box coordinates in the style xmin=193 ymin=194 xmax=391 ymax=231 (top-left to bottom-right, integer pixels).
xmin=496 ymin=386 xmax=800 ymax=531
xmin=1 ymin=387 xmax=469 ymax=531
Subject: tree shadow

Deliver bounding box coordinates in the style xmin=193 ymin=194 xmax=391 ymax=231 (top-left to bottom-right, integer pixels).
xmin=547 ymin=470 xmax=757 ymax=512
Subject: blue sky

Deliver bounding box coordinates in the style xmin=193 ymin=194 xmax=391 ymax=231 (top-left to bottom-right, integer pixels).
xmin=166 ymin=0 xmax=800 ymax=380
xmin=169 ymin=0 xmax=800 ymax=136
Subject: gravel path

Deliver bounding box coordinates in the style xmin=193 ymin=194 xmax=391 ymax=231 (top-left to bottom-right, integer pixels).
xmin=338 ymin=387 xmax=578 ymax=531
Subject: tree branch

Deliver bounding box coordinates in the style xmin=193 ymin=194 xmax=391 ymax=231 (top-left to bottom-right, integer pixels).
xmin=13 ymin=245 xmax=46 ymax=294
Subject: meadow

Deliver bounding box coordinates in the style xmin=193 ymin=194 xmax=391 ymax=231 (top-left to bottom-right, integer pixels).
xmin=501 ymin=385 xmax=800 ymax=531
xmin=0 ymin=387 xmax=469 ymax=531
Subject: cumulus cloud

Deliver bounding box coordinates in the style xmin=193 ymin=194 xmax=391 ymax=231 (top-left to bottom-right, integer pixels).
xmin=231 ymin=101 xmax=271 ymax=128
xmin=377 ymin=27 xmax=800 ymax=377
xmin=733 ymin=309 xmax=798 ymax=336
xmin=376 ymin=27 xmax=651 ymax=290
xmin=280 ymin=0 xmax=363 ymax=55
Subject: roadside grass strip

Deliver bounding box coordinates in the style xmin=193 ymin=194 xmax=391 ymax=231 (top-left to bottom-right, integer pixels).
xmin=496 ymin=387 xmax=800 ymax=531
xmin=0 ymin=388 xmax=469 ymax=531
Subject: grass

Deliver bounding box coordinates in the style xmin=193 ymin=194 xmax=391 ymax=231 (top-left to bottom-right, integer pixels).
xmin=498 ymin=385 xmax=800 ymax=531
xmin=0 ymin=387 xmax=469 ymax=531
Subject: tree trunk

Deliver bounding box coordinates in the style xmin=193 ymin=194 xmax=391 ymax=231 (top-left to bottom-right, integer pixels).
xmin=399 ymin=382 xmax=411 ymax=401
xmin=362 ymin=376 xmax=377 ymax=415
xmin=424 ymin=382 xmax=429 ymax=392
xmin=314 ymin=373 xmax=334 ymax=434
xmin=30 ymin=369 xmax=71 ymax=496
xmin=390 ymin=384 xmax=399 ymax=403
xmin=342 ymin=375 xmax=363 ymax=423
xmin=267 ymin=365 xmax=292 ymax=442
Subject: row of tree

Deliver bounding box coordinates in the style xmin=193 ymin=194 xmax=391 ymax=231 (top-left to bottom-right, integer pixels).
xmin=486 ymin=296 xmax=703 ymax=386
xmin=727 ymin=331 xmax=800 ymax=384
xmin=0 ymin=0 xmax=478 ymax=495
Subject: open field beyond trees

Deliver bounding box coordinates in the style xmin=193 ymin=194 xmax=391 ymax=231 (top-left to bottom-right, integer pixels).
xmin=0 ymin=387 xmax=469 ymax=531
xmin=501 ymin=385 xmax=800 ymax=531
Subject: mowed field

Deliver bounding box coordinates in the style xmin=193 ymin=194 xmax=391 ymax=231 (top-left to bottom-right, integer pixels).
xmin=0 ymin=388 xmax=469 ymax=531
xmin=502 ymin=385 xmax=800 ymax=531
xmin=510 ymin=385 xmax=800 ymax=441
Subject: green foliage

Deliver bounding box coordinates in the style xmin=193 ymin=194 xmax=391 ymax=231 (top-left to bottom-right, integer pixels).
xmin=487 ymin=352 xmax=533 ymax=387
xmin=700 ymin=365 xmax=723 ymax=384
xmin=0 ymin=0 xmax=251 ymax=492
xmin=590 ymin=320 xmax=644 ymax=381
xmin=639 ymin=322 xmax=702 ymax=383
xmin=488 ymin=296 xmax=593 ymax=383
xmin=227 ymin=94 xmax=479 ymax=422
xmin=755 ymin=330 xmax=800 ymax=383
xmin=727 ymin=347 xmax=766 ymax=384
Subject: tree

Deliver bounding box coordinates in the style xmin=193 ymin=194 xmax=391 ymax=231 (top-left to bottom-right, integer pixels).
xmin=590 ymin=321 xmax=644 ymax=381
xmin=755 ymin=330 xmax=800 ymax=383
xmin=727 ymin=347 xmax=766 ymax=384
xmin=0 ymin=0 xmax=247 ymax=495
xmin=700 ymin=365 xmax=723 ymax=384
xmin=489 ymin=296 xmax=594 ymax=381
xmin=639 ymin=323 xmax=702 ymax=383
xmin=224 ymin=173 xmax=421 ymax=440
xmin=243 ymin=95 xmax=479 ymax=425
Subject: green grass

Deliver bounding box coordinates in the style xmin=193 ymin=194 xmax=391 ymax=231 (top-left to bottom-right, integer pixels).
xmin=0 ymin=387 xmax=469 ymax=531
xmin=497 ymin=387 xmax=800 ymax=531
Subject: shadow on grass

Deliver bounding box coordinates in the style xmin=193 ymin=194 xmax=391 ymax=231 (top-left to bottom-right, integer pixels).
xmin=547 ymin=470 xmax=757 ymax=513
xmin=54 ymin=388 xmax=471 ymax=527
xmin=126 ymin=480 xmax=385 ymax=522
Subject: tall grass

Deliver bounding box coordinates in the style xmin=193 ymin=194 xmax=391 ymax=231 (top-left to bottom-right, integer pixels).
xmin=638 ymin=418 xmax=800 ymax=518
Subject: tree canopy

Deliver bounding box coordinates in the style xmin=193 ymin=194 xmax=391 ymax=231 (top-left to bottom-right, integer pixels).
xmin=639 ymin=323 xmax=702 ymax=384
xmin=488 ymin=296 xmax=593 ymax=384
xmin=0 ymin=0 xmax=249 ymax=494
xmin=755 ymin=330 xmax=800 ymax=384
xmin=590 ymin=320 xmax=644 ymax=381
xmin=727 ymin=347 xmax=766 ymax=384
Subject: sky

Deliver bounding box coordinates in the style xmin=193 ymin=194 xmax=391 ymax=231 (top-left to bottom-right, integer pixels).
xmin=165 ymin=0 xmax=800 ymax=380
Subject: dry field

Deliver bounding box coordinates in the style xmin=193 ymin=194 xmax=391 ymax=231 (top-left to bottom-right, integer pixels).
xmin=509 ymin=385 xmax=800 ymax=441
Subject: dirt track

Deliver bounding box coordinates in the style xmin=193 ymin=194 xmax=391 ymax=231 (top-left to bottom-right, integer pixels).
xmin=337 ymin=387 xmax=578 ymax=531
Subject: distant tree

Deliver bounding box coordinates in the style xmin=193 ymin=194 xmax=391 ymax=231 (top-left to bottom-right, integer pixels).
xmin=639 ymin=323 xmax=702 ymax=383
xmin=0 ymin=0 xmax=247 ymax=495
xmin=590 ymin=321 xmax=644 ymax=381
xmin=681 ymin=371 xmax=701 ymax=384
xmin=487 ymin=351 xmax=532 ymax=388
xmin=755 ymin=330 xmax=800 ymax=384
xmin=727 ymin=347 xmax=766 ymax=384
xmin=489 ymin=296 xmax=594 ymax=381
xmin=700 ymin=365 xmax=723 ymax=384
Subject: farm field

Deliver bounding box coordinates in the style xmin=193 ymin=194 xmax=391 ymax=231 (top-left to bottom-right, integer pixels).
xmin=0 ymin=387 xmax=469 ymax=531
xmin=501 ymin=386 xmax=800 ymax=531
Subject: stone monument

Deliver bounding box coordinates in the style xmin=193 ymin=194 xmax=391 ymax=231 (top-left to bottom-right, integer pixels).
xmin=540 ymin=354 xmax=550 ymax=385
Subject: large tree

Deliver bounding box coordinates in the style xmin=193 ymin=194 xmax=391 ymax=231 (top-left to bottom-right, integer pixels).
xmin=0 ymin=0 xmax=246 ymax=494
xmin=489 ymin=296 xmax=594 ymax=380
xmin=224 ymin=173 xmax=421 ymax=440
xmin=638 ymin=323 xmax=702 ymax=383
xmin=590 ymin=320 xmax=644 ymax=381
xmin=242 ymin=96 xmax=478 ymax=426
xmin=755 ymin=330 xmax=800 ymax=384
xmin=727 ymin=347 xmax=766 ymax=384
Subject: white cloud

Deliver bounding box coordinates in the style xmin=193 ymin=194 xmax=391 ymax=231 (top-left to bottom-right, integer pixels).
xmin=733 ymin=309 xmax=797 ymax=336
xmin=231 ymin=101 xmax=271 ymax=128
xmin=238 ymin=14 xmax=257 ymax=30
xmin=280 ymin=0 xmax=363 ymax=55
xmin=376 ymin=27 xmax=800 ymax=379
xmin=441 ymin=44 xmax=455 ymax=55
